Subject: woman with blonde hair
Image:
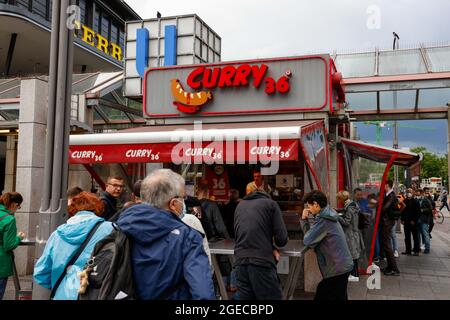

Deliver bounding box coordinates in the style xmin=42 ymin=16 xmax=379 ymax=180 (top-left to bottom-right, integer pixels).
xmin=34 ymin=192 xmax=114 ymax=299
xmin=0 ymin=192 xmax=25 ymax=299
xmin=337 ymin=190 xmax=365 ymax=282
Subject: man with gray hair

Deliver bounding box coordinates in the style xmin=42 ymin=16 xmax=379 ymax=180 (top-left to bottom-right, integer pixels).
xmin=117 ymin=169 xmax=215 ymax=300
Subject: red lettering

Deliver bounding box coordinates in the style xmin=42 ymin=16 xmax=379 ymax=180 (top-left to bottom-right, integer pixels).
xmin=232 ymin=64 xmax=252 ymax=86
xmin=187 ymin=66 xmax=204 ymax=89
xmin=218 ymin=66 xmax=236 ymax=88
xmin=252 ymin=64 xmax=268 ymax=88
xmin=203 ymin=68 xmax=221 ymax=88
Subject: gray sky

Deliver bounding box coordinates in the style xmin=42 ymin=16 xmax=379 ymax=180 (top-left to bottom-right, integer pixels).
xmin=126 ymin=0 xmax=450 ymax=61
xmin=126 ymin=0 xmax=450 ymax=155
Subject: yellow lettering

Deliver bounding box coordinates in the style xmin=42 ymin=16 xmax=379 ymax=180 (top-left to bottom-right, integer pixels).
xmin=81 ymin=25 xmax=95 ymax=46
xmin=110 ymin=43 xmax=123 ymax=61
xmin=96 ymin=34 xmax=109 ymax=54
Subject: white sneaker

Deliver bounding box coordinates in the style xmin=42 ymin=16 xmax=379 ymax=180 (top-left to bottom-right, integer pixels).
xmin=394 ymin=250 xmax=399 ymax=258
xmin=348 ymin=275 xmax=360 ymax=282
xmin=421 ymin=245 xmax=426 ymax=250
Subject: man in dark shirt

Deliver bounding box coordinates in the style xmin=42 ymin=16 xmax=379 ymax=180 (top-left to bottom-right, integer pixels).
xmin=197 ymin=184 xmax=229 ymax=240
xmin=234 ymin=190 xmax=288 ymax=300
xmin=380 ymin=180 xmax=401 ymax=276
xmin=401 ymin=188 xmax=421 ymax=256
xmin=221 ymin=189 xmax=240 ymax=238
xmin=416 ymin=189 xmax=433 ymax=254
xmin=100 ymin=176 xmax=124 ymax=220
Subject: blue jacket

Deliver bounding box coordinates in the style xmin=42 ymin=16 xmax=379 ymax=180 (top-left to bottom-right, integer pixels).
xmin=300 ymin=206 xmax=354 ymax=279
xmin=117 ymin=203 xmax=215 ymax=300
xmin=33 ymin=211 xmax=114 ymax=300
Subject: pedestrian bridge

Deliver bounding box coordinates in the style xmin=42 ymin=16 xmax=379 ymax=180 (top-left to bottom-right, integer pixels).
xmin=334 ymin=43 xmax=450 ymax=122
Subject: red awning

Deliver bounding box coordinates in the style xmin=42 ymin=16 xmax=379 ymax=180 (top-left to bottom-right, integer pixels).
xmin=69 ymin=120 xmax=320 ymax=164
xmin=340 ymin=138 xmax=420 ymax=167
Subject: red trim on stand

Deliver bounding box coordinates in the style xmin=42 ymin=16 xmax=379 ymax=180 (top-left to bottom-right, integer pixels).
xmin=368 ymin=154 xmax=398 ymax=268
xmin=82 ymin=164 xmax=106 ymax=191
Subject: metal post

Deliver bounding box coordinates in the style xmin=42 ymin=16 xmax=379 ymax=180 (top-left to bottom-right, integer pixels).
xmin=447 ymin=107 xmax=450 ymax=192
xmin=33 ymin=0 xmax=74 ymax=300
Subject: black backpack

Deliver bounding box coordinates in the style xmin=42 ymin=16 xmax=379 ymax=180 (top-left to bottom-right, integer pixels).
xmin=78 ymin=225 xmax=135 ymax=300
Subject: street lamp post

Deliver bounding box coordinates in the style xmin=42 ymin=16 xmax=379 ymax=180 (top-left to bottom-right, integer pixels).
xmin=32 ymin=0 xmax=74 ymax=299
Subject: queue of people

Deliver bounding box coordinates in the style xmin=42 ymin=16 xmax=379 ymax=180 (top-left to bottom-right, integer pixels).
xmin=1 ymin=167 xmax=443 ymax=301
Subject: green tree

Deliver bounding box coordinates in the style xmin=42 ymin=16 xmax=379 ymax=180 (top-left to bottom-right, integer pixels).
xmin=411 ymin=147 xmax=448 ymax=183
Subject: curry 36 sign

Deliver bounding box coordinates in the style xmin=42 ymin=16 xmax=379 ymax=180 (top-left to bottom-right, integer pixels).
xmin=144 ymin=55 xmax=333 ymax=118
xmin=171 ymin=64 xmax=290 ymax=113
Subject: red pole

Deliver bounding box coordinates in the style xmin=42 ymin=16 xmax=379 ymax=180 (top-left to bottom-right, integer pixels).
xmin=368 ymin=154 xmax=399 ymax=267
xmin=82 ymin=164 xmax=106 ymax=191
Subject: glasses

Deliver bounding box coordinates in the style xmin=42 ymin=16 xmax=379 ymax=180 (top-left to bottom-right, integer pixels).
xmin=175 ymin=195 xmax=188 ymax=200
xmin=108 ymin=183 xmax=124 ymax=189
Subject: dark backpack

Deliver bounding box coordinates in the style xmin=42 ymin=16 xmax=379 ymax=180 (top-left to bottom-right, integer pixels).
xmin=78 ymin=225 xmax=135 ymax=300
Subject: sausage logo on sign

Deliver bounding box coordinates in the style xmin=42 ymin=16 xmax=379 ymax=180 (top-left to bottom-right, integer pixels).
xmin=171 ymin=79 xmax=213 ymax=114
xmin=170 ymin=64 xmax=291 ymax=114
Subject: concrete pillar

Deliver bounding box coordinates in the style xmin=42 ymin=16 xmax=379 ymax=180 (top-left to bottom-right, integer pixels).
xmin=15 ymin=78 xmax=48 ymax=275
xmin=4 ymin=136 xmax=17 ymax=192
xmin=68 ymin=164 xmax=93 ymax=191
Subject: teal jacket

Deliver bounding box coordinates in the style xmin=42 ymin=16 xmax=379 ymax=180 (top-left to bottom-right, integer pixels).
xmin=300 ymin=206 xmax=354 ymax=279
xmin=0 ymin=204 xmax=21 ymax=278
xmin=33 ymin=211 xmax=114 ymax=300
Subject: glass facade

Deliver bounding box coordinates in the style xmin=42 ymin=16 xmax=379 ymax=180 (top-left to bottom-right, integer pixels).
xmin=380 ymin=90 xmax=416 ymax=110
xmin=346 ymin=92 xmax=377 ymax=110
xmin=1 ymin=0 xmax=126 ymax=59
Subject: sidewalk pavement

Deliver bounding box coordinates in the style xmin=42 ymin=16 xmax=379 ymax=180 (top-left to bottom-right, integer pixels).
xmin=4 ymin=212 xmax=450 ymax=300
xmin=293 ymin=209 xmax=450 ymax=300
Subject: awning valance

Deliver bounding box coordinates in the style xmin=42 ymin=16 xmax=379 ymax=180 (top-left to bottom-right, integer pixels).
xmin=69 ymin=120 xmax=320 ymax=164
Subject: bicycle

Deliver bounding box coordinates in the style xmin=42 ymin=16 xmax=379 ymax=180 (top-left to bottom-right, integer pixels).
xmin=435 ymin=209 xmax=445 ymax=224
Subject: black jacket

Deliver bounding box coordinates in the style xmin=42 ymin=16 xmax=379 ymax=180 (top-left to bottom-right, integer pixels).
xmin=418 ymin=197 xmax=433 ymax=224
xmin=221 ymin=200 xmax=239 ymax=239
xmin=200 ymin=199 xmax=229 ymax=240
xmin=381 ymin=191 xmax=399 ymax=221
xmin=234 ymin=191 xmax=288 ymax=267
xmin=100 ymin=191 xmax=118 ymax=221
xmin=401 ymin=198 xmax=420 ymax=224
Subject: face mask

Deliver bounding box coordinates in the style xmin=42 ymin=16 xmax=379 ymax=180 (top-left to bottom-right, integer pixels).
xmin=407 ymin=193 xmax=412 ymax=198
xmin=175 ymin=199 xmax=187 ymax=219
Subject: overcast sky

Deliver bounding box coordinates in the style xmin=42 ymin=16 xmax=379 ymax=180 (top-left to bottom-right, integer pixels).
xmin=125 ymin=0 xmax=450 ymax=154
xmin=126 ymin=0 xmax=450 ymax=60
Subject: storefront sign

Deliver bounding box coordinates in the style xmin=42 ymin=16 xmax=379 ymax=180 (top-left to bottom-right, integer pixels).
xmin=144 ymin=55 xmax=330 ymax=118
xmin=69 ymin=139 xmax=298 ymax=164
xmin=76 ymin=23 xmax=123 ymax=61
xmin=171 ymin=64 xmax=291 ymax=113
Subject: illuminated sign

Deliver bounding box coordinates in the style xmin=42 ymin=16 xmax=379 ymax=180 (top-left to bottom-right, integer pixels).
xmin=75 ymin=23 xmax=123 ymax=61
xmin=171 ymin=64 xmax=291 ymax=114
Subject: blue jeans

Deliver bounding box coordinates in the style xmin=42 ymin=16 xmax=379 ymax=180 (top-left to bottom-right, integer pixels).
xmin=391 ymin=221 xmax=398 ymax=252
xmin=0 ymin=277 xmax=7 ymax=300
xmin=419 ymin=222 xmax=430 ymax=251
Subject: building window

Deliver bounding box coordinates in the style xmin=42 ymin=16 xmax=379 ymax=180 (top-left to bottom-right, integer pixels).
xmin=101 ymin=13 xmax=110 ymax=42
xmin=16 ymin=0 xmax=31 ymax=11
xmin=78 ymin=0 xmax=86 ymax=25
xmin=32 ymin=0 xmax=47 ymax=19
xmin=110 ymin=23 xmax=118 ymax=45
xmin=93 ymin=7 xmax=100 ymax=33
